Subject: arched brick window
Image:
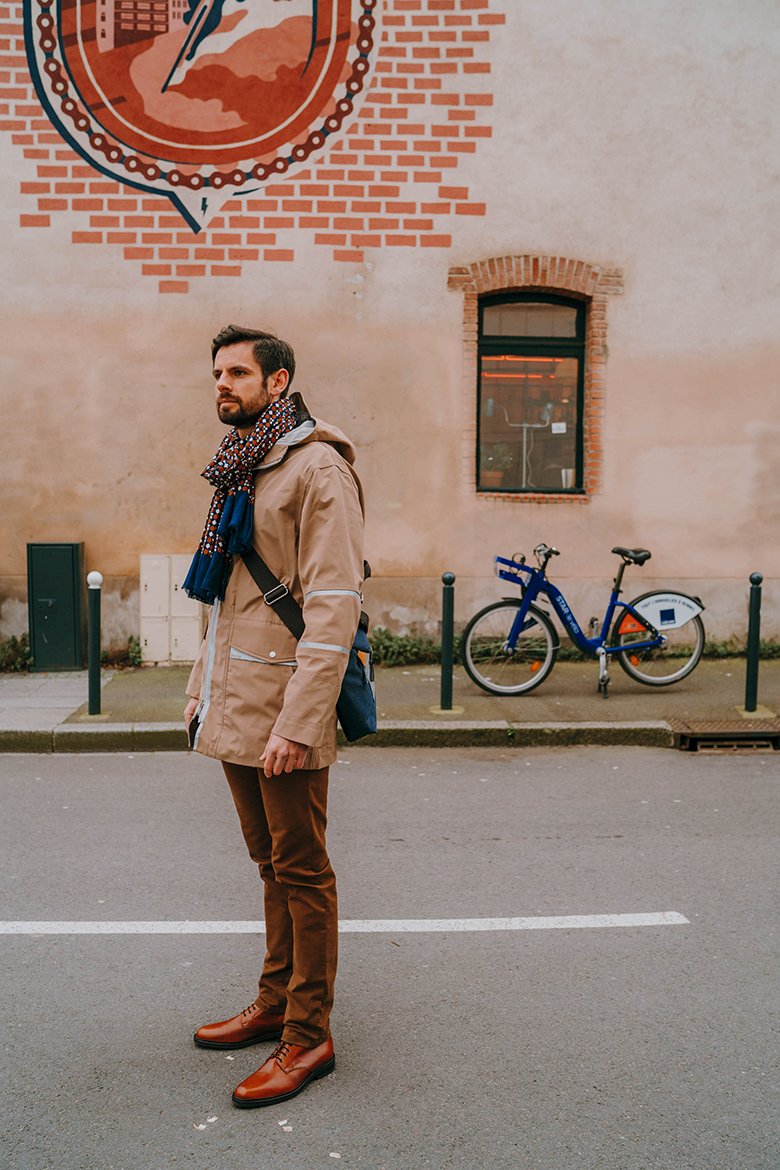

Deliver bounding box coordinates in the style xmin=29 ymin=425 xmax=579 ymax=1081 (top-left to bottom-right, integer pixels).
xmin=448 ymin=256 xmax=624 ymax=502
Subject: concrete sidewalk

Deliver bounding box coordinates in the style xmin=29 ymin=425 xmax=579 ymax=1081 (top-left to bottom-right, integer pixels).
xmin=0 ymin=657 xmax=778 ymax=751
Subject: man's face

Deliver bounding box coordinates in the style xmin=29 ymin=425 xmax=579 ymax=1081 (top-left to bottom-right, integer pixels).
xmin=213 ymin=342 xmax=287 ymax=435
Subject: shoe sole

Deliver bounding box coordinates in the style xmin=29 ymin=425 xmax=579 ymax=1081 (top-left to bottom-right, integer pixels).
xmin=231 ymin=1057 xmax=336 ymax=1108
xmin=193 ymin=1028 xmax=283 ymax=1050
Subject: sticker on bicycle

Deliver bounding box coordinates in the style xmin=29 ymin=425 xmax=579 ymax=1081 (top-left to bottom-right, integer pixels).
xmin=632 ymin=593 xmax=703 ymax=630
xmin=616 ymin=612 xmax=646 ymax=635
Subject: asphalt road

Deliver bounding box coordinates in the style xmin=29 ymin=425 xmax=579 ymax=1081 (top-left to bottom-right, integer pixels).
xmin=1 ymin=747 xmax=777 ymax=1170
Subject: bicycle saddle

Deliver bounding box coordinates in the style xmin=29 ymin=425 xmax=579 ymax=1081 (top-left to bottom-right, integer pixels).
xmin=612 ymin=546 xmax=652 ymax=565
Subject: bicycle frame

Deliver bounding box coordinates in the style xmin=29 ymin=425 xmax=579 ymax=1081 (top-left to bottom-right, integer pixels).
xmin=494 ymin=556 xmax=661 ymax=657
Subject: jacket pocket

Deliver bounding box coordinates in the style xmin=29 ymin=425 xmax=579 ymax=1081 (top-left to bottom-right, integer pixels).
xmin=229 ymin=646 xmax=297 ymax=665
xmin=228 ymin=618 xmax=299 ymax=666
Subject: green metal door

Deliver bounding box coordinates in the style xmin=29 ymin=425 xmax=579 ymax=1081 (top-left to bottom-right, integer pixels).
xmin=27 ymin=543 xmax=86 ymax=671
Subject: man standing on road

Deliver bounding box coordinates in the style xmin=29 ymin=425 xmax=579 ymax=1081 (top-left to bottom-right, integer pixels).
xmin=182 ymin=324 xmax=365 ymax=1108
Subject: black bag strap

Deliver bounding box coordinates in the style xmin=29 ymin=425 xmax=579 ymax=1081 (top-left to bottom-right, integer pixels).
xmin=241 ymin=548 xmax=305 ymax=640
xmin=242 ymin=548 xmax=371 ymax=642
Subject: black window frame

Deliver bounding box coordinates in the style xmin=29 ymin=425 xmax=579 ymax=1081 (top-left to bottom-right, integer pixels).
xmin=477 ymin=291 xmax=587 ymax=495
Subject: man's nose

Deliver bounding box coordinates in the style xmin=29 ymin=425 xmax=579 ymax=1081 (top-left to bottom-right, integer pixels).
xmin=216 ymin=374 xmax=231 ymax=393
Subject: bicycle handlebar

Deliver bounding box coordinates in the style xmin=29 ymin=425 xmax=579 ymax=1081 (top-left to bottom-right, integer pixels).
xmin=533 ymin=543 xmax=560 ymax=568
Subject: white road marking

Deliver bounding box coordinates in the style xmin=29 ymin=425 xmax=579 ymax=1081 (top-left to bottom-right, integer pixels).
xmin=0 ymin=913 xmax=688 ymax=935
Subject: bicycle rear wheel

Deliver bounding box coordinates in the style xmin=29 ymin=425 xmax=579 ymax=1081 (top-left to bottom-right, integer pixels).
xmin=612 ymin=593 xmax=705 ymax=686
xmin=462 ymin=600 xmax=558 ymax=695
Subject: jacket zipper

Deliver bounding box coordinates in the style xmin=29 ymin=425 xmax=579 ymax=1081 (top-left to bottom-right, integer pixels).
xmin=192 ymin=598 xmax=221 ymax=749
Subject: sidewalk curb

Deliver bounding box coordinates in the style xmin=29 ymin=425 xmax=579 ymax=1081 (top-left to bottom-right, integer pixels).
xmin=366 ymin=720 xmax=673 ymax=748
xmin=0 ymin=720 xmax=674 ymax=752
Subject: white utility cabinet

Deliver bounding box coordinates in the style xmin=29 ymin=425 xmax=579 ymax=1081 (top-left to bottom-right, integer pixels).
xmin=140 ymin=554 xmax=203 ymax=663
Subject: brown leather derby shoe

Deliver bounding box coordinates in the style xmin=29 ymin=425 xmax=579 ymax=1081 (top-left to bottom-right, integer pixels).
xmin=232 ymin=1038 xmax=335 ymax=1108
xmin=193 ymin=1002 xmax=285 ymax=1050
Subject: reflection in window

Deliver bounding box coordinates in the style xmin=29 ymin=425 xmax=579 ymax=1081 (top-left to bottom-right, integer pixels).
xmin=478 ymin=294 xmax=585 ymax=493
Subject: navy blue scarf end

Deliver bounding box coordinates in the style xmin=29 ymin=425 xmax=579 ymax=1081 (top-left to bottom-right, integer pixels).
xmin=184 ymin=491 xmax=255 ymax=604
xmin=218 ymin=490 xmax=254 ymax=554
xmin=183 ymin=549 xmax=233 ymax=606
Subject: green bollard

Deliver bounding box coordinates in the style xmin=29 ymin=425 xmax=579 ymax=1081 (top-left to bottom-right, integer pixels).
xmin=440 ymin=572 xmax=456 ymax=711
xmin=87 ymin=571 xmax=103 ymax=715
xmin=744 ymin=572 xmax=763 ymax=713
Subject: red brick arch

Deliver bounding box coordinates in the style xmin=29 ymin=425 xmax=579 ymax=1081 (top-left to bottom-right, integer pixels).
xmin=448 ymin=255 xmax=624 ymax=501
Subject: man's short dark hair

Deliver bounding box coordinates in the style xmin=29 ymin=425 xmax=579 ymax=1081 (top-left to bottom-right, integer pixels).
xmin=211 ymin=325 xmax=296 ymax=388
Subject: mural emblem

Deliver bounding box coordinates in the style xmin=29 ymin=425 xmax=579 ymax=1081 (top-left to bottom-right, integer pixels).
xmin=24 ymin=0 xmax=380 ymax=230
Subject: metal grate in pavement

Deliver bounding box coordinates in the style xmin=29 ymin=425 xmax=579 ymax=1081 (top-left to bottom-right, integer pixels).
xmin=671 ymin=718 xmax=780 ymax=753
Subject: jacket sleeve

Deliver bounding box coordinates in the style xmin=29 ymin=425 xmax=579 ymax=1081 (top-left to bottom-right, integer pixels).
xmin=271 ymin=461 xmax=364 ymax=746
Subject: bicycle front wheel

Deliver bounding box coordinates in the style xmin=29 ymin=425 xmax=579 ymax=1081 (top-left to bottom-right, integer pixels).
xmin=613 ymin=593 xmax=705 ymax=686
xmin=462 ymin=600 xmax=558 ymax=695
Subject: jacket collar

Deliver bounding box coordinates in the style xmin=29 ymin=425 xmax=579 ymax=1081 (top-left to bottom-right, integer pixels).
xmin=257 ymin=419 xmax=316 ymax=471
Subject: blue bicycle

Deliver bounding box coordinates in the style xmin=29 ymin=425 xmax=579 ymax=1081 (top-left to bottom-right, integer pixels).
xmin=462 ymin=544 xmax=706 ymax=697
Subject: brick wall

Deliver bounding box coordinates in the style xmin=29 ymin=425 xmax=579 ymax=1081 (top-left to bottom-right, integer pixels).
xmin=448 ymin=255 xmax=625 ymax=502
xmin=1 ymin=0 xmax=505 ymax=293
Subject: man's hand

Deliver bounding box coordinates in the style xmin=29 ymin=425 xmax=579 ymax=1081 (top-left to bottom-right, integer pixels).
xmin=261 ymin=733 xmax=308 ymax=778
xmin=184 ymin=697 xmax=199 ymax=729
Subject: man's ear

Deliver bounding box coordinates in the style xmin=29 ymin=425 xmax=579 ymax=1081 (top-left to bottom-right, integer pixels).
xmin=268 ymin=368 xmax=290 ymax=401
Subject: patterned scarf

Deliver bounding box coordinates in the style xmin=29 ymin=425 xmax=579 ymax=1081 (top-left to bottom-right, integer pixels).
xmin=183 ymin=397 xmax=299 ymax=604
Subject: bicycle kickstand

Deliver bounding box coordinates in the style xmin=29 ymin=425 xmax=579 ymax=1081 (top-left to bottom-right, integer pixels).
xmin=597 ymin=646 xmax=609 ymax=698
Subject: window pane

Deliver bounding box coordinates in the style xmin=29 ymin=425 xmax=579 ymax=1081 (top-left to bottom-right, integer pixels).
xmin=479 ymin=355 xmax=579 ymax=491
xmin=482 ymin=302 xmax=577 ymax=338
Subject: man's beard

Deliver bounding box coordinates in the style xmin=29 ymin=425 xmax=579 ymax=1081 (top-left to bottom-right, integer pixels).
xmin=217 ymin=382 xmax=270 ymax=429
xmin=217 ymin=401 xmax=264 ymax=428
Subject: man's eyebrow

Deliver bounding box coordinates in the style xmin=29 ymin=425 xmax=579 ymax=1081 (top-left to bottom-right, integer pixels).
xmin=213 ymin=362 xmax=252 ymax=375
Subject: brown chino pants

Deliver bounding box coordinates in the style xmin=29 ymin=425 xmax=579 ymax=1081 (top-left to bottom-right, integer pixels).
xmin=222 ymin=762 xmax=338 ymax=1049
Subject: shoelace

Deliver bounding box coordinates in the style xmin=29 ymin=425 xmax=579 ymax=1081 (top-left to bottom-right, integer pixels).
xmin=270 ymin=1040 xmax=295 ymax=1065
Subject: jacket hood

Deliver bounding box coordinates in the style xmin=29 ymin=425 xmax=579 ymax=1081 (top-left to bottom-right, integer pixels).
xmin=256 ymin=395 xmax=357 ymax=469
xmin=295 ymin=418 xmax=357 ymax=465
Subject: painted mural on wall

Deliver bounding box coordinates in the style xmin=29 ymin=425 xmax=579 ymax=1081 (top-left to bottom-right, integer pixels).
xmin=24 ymin=0 xmax=380 ymax=230
xmin=5 ymin=0 xmax=505 ymax=291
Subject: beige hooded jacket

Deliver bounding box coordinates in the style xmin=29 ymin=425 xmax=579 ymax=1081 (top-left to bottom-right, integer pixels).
xmin=185 ymin=415 xmax=365 ymax=769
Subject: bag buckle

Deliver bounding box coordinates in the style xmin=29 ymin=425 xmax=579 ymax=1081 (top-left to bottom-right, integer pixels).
xmin=263 ymin=583 xmax=289 ymax=606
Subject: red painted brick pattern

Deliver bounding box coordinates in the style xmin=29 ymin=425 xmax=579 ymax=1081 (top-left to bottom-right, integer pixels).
xmin=0 ymin=1 xmax=505 ymax=292
xmin=448 ymin=255 xmax=625 ymax=501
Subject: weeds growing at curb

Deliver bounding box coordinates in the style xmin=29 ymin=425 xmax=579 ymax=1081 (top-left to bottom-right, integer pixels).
xmin=0 ymin=633 xmax=32 ymax=672
xmin=98 ymin=636 xmax=145 ymax=669
xmin=370 ymin=628 xmax=780 ymax=667
xmin=371 ymin=627 xmax=448 ymax=666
